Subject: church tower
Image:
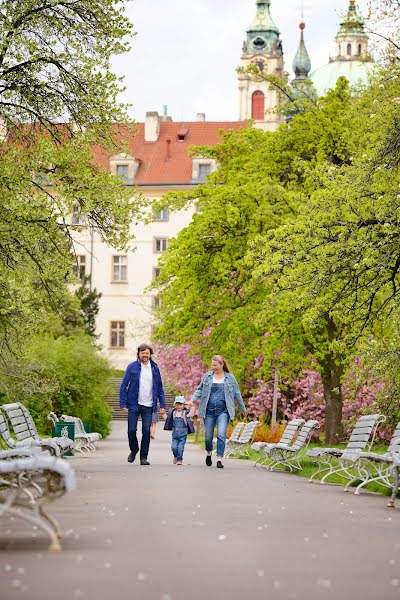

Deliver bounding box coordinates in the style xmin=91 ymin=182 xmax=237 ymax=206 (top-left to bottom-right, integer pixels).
xmin=238 ymin=0 xmax=285 ymax=131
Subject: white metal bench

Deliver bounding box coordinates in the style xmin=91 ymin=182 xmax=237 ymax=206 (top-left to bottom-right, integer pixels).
xmin=1 ymin=404 xmax=73 ymax=457
xmin=224 ymin=421 xmax=260 ymax=458
xmin=267 ymin=420 xmax=320 ymax=472
xmin=0 ymin=448 xmax=76 ymax=551
xmin=222 ymin=422 xmax=246 ymax=457
xmin=48 ymin=412 xmax=97 ymax=455
xmin=341 ymin=422 xmax=400 ymax=495
xmin=251 ymin=418 xmax=306 ymax=467
xmin=307 ymin=413 xmax=386 ymax=484
xmin=387 ymin=441 xmax=400 ymax=508
xmin=61 ymin=414 xmax=101 ymax=451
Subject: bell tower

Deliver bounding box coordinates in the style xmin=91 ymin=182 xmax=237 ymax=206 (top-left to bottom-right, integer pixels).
xmin=238 ymin=0 xmax=285 ymax=131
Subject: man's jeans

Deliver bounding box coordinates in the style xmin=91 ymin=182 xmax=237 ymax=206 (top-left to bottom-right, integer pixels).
xmin=171 ymin=429 xmax=187 ymax=462
xmin=128 ymin=406 xmax=153 ymax=459
xmin=204 ymin=412 xmax=230 ymax=458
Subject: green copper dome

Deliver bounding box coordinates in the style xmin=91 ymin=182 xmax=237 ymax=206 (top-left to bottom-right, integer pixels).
xmin=310 ymin=60 xmax=375 ymax=96
xmin=244 ymin=0 xmax=283 ymax=57
xmin=309 ymin=1 xmax=375 ymax=96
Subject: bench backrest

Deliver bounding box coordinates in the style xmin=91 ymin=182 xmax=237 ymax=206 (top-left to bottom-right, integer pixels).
xmin=1 ymin=403 xmax=36 ymax=444
xmin=279 ymin=418 xmax=305 ymax=445
xmin=62 ymin=415 xmax=86 ymax=436
xmin=18 ymin=403 xmax=39 ymax=437
xmin=0 ymin=410 xmax=16 ymax=448
xmin=291 ymin=420 xmax=320 ymax=451
xmin=238 ymin=421 xmax=259 ymax=444
xmin=388 ymin=422 xmax=400 ymax=453
xmin=346 ymin=413 xmax=386 ymax=451
xmin=229 ymin=422 xmax=246 ymax=443
xmin=47 ymin=412 xmax=59 ymax=427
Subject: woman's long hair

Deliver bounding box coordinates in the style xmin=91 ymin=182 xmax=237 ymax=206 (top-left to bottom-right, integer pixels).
xmin=212 ymin=355 xmax=230 ymax=373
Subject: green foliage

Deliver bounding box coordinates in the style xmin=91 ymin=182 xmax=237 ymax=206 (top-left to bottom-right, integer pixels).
xmin=74 ymin=275 xmax=101 ymax=339
xmin=28 ymin=334 xmax=112 ymax=437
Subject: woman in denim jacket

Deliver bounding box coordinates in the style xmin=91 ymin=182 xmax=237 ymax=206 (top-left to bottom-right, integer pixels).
xmin=191 ymin=355 xmax=246 ymax=469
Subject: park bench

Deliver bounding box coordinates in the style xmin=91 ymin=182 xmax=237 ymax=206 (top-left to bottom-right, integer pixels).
xmin=48 ymin=412 xmax=99 ymax=455
xmin=223 ymin=422 xmax=246 ymax=457
xmin=266 ymin=419 xmax=320 ymax=472
xmin=224 ymin=421 xmax=260 ymax=458
xmin=307 ymin=413 xmax=386 ymax=485
xmin=61 ymin=414 xmax=101 ymax=451
xmin=251 ymin=418 xmax=306 ymax=467
xmin=0 ymin=403 xmax=73 ymax=457
xmin=0 ymin=447 xmax=76 ymax=551
xmin=340 ymin=421 xmax=400 ymax=495
xmin=387 ymin=441 xmax=400 ymax=508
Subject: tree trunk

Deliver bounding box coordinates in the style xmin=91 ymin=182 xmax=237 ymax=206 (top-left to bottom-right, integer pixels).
xmin=322 ymin=361 xmax=344 ymax=444
xmin=320 ymin=316 xmax=344 ymax=445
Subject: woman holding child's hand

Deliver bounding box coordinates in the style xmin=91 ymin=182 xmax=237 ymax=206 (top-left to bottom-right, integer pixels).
xmin=191 ymin=355 xmax=246 ymax=469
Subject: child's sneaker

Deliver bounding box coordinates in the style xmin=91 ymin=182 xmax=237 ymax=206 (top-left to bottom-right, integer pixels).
xmin=176 ymin=461 xmax=182 ymax=466
xmin=172 ymin=457 xmax=177 ymax=464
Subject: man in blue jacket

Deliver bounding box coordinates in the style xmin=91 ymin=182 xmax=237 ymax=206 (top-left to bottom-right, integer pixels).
xmin=120 ymin=344 xmax=166 ymax=465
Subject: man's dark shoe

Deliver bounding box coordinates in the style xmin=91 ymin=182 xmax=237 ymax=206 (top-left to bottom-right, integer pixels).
xmin=127 ymin=451 xmax=137 ymax=463
xmin=205 ymin=455 xmax=212 ymax=467
xmin=216 ymin=460 xmax=224 ymax=469
xmin=140 ymin=459 xmax=150 ymax=465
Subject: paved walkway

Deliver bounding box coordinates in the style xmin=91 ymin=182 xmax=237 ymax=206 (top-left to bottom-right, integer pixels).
xmin=1 ymin=421 xmax=399 ymax=600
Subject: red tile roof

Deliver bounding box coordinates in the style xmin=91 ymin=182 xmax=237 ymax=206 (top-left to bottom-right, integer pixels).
xmin=92 ymin=121 xmax=247 ymax=185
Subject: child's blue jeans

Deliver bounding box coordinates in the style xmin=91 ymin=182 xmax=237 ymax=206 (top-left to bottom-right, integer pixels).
xmin=172 ymin=429 xmax=187 ymax=462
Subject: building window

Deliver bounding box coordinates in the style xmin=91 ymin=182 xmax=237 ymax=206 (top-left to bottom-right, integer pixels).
xmin=199 ymin=164 xmax=212 ymax=181
xmin=358 ymin=43 xmax=362 ymax=55
xmin=116 ymin=164 xmax=129 ymax=182
xmin=154 ymin=208 xmax=169 ymax=221
xmin=252 ymin=91 xmax=265 ymax=120
xmin=338 ymin=44 xmax=341 ymax=56
xmin=112 ymin=255 xmax=127 ymax=281
xmin=71 ymin=205 xmax=85 ymax=225
xmin=153 ymin=267 xmax=161 ymax=280
xmin=152 ymin=296 xmax=160 ymax=308
xmin=72 ymin=255 xmax=86 ymax=282
xmin=154 ymin=238 xmax=168 ymax=253
xmin=347 ymin=43 xmax=352 ymax=56
xmin=110 ymin=321 xmax=125 ymax=348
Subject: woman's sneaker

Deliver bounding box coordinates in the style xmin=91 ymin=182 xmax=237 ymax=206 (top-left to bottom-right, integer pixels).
xmin=172 ymin=457 xmax=177 ymax=464
xmin=205 ymin=455 xmax=212 ymax=467
xmin=216 ymin=460 xmax=224 ymax=469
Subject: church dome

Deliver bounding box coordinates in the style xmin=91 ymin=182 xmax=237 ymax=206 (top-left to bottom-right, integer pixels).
xmin=309 ymin=1 xmax=376 ymax=97
xmin=310 ymin=59 xmax=375 ymax=96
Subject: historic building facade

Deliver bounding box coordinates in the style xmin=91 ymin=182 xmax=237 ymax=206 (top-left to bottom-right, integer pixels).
xmin=71 ymin=1 xmax=374 ymax=369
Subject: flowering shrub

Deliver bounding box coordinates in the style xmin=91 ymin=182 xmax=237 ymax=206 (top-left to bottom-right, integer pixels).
xmin=152 ymin=343 xmax=206 ymax=397
xmin=246 ymin=356 xmax=391 ymax=440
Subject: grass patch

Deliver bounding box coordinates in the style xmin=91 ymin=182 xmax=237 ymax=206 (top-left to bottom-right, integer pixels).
xmin=240 ymin=444 xmax=397 ymax=497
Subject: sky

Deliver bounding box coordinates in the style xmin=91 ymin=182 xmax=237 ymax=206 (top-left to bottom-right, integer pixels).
xmin=110 ymin=0 xmax=370 ymax=123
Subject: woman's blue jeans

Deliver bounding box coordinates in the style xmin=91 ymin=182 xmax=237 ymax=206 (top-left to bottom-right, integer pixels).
xmin=204 ymin=412 xmax=229 ymax=457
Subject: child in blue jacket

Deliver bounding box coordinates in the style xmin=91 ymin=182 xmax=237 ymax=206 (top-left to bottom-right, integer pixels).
xmin=164 ymin=396 xmax=195 ymax=465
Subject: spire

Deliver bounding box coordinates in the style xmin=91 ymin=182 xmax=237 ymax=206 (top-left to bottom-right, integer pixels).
xmin=293 ymin=22 xmax=311 ymax=82
xmin=333 ymin=0 xmax=371 ymax=62
xmin=244 ymin=0 xmax=283 ymax=58
xmin=249 ymin=1 xmax=279 ymax=34
xmin=338 ymin=0 xmax=365 ymax=36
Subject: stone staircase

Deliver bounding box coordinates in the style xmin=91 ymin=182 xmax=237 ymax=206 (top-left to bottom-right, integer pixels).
xmin=107 ymin=378 xmax=175 ymax=420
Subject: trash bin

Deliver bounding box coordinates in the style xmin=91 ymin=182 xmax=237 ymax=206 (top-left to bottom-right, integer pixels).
xmin=83 ymin=422 xmax=92 ymax=433
xmin=52 ymin=421 xmax=75 ymax=456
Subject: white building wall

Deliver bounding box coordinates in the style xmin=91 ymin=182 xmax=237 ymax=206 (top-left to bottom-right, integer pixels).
xmin=73 ymin=187 xmax=195 ymax=369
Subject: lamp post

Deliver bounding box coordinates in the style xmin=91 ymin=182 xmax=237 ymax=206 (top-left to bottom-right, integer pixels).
xmin=271 ymin=367 xmax=279 ymax=427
